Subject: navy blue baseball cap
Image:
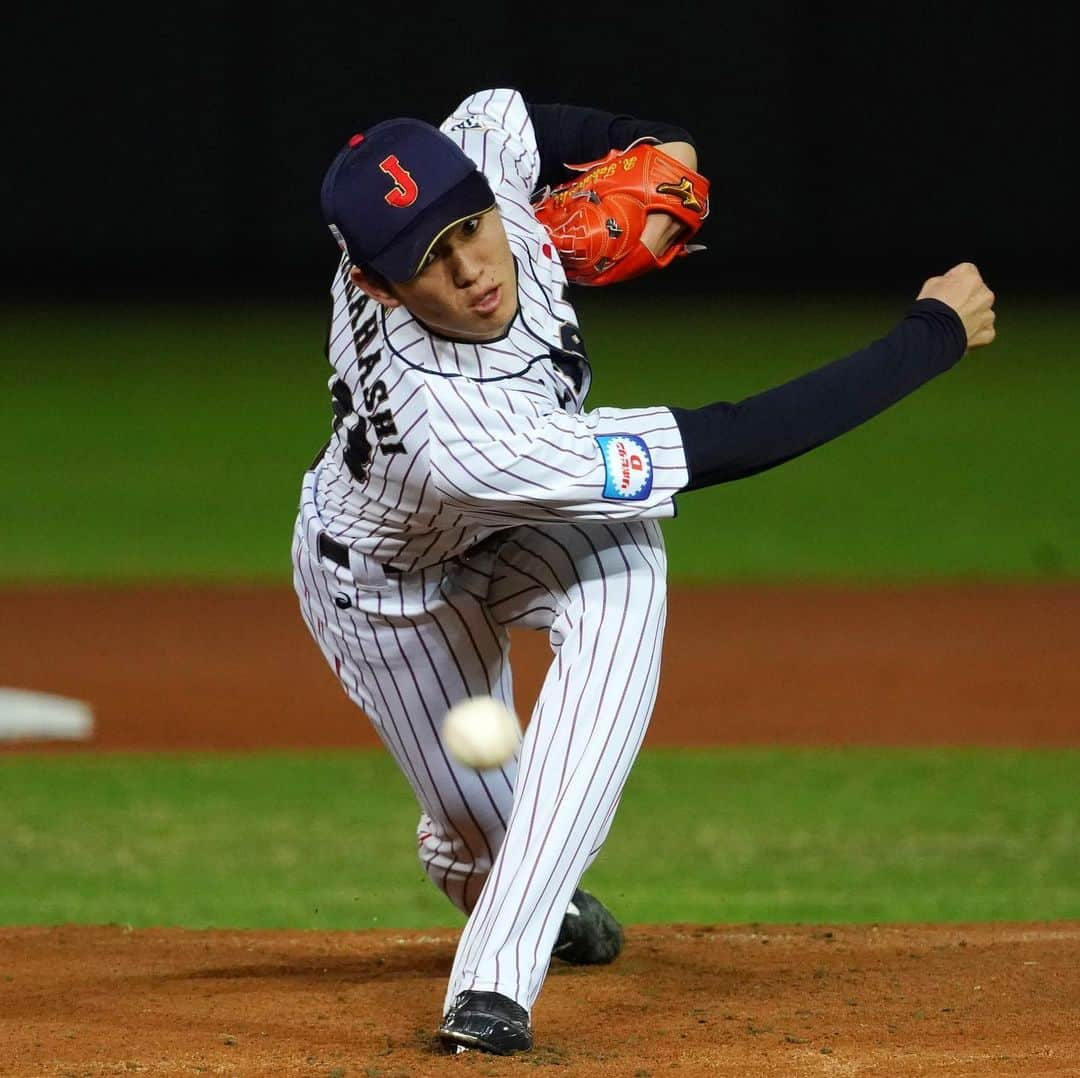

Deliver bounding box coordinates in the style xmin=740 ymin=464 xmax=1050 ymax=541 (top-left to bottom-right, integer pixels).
xmin=320 ymin=118 xmax=496 ymax=282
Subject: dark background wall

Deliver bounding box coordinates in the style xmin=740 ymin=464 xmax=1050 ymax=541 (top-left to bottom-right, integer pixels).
xmin=7 ymin=5 xmax=1075 ymax=301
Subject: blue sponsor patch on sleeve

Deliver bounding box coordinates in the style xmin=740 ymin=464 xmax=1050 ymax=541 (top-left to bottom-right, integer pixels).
xmin=595 ymin=434 xmax=654 ymax=501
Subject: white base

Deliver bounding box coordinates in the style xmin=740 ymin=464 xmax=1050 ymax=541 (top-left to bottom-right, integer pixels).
xmin=0 ymin=688 xmax=95 ymax=741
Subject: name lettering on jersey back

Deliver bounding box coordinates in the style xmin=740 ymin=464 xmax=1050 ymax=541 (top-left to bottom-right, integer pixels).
xmin=348 ymin=292 xmax=379 ymax=355
xmin=349 ymin=350 xmax=406 ymax=459
xmin=341 ymin=287 xmax=407 ymax=462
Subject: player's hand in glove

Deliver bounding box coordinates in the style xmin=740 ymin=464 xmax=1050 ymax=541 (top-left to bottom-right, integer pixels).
xmin=916 ymin=262 xmax=997 ymax=349
xmin=532 ymin=140 xmax=710 ymax=286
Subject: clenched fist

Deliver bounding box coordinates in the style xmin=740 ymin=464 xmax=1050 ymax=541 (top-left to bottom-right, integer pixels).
xmin=917 ymin=262 xmax=997 ymax=349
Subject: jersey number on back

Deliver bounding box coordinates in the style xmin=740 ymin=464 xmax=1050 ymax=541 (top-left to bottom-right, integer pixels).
xmin=331 ymin=379 xmax=373 ymax=482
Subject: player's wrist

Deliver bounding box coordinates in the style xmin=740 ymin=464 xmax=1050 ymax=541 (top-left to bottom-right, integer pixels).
xmin=655 ymin=141 xmax=697 ymax=170
xmin=905 ymin=299 xmax=968 ymax=362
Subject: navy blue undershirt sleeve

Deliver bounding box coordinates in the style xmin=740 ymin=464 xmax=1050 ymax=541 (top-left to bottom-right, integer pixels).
xmin=525 ymin=102 xmax=694 ymax=192
xmin=669 ymin=298 xmax=968 ymax=492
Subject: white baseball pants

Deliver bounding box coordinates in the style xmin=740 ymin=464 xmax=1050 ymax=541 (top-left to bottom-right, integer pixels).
xmin=292 ymin=495 xmax=669 ymax=1012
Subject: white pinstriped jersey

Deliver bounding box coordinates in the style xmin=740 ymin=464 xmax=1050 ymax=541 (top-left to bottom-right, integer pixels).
xmin=311 ymin=88 xmax=690 ymax=573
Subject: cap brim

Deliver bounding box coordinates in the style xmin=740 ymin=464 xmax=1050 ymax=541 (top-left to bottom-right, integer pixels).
xmin=367 ymin=170 xmax=495 ymax=282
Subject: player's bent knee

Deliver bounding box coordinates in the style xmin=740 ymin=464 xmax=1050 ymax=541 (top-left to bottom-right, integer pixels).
xmin=416 ymin=823 xmax=496 ymax=915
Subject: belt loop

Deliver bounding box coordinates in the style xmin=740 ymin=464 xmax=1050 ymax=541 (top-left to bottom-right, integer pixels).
xmin=305 ymin=514 xmax=323 ymax=556
xmin=316 ymin=532 xmax=349 ymax=569
xmin=316 ymin=530 xmax=389 ymax=589
xmin=349 ymin=547 xmax=389 ymax=589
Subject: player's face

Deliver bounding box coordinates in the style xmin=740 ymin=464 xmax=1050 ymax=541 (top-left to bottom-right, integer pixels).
xmin=392 ymin=209 xmax=518 ymax=341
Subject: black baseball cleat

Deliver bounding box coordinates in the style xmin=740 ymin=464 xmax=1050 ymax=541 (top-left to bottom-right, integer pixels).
xmin=551 ymin=888 xmax=624 ymax=965
xmin=438 ymin=990 xmax=533 ymax=1055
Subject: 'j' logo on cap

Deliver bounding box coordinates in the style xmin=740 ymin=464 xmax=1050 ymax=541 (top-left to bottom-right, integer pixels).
xmin=320 ymin=118 xmax=494 ymax=280
xmin=380 ymin=156 xmax=419 ymax=207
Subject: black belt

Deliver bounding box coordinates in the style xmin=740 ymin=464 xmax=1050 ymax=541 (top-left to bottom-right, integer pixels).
xmin=317 ymin=532 xmax=351 ymax=569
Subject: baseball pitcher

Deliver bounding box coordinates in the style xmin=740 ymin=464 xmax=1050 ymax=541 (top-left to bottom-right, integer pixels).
xmin=292 ymin=87 xmax=996 ymax=1055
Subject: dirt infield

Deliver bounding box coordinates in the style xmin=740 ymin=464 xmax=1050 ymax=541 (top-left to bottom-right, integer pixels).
xmin=2 ymin=922 xmax=1077 ymax=1076
xmin=2 ymin=583 xmax=1079 ymax=1074
xmin=3 ymin=583 xmax=1079 ymax=752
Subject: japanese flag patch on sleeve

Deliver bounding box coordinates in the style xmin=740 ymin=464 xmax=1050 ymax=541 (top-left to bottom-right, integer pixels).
xmin=595 ymin=434 xmax=654 ymax=501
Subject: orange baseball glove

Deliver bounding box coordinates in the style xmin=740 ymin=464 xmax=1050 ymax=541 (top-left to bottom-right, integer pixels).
xmin=532 ymin=141 xmax=710 ymax=286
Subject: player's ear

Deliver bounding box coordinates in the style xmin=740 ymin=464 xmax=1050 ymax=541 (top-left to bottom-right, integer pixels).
xmin=349 ymin=265 xmax=402 ymax=308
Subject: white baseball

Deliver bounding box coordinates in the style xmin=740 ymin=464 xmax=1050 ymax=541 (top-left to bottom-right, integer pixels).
xmin=441 ymin=696 xmax=521 ymax=769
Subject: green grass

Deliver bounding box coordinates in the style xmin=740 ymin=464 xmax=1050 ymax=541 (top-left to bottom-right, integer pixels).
xmin=1 ymin=296 xmax=1077 ymax=583
xmin=2 ymin=749 xmax=1077 ymax=928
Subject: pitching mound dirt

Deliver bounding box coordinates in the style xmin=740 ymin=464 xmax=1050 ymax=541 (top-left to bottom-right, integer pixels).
xmin=2 ymin=922 xmax=1078 ymax=1076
